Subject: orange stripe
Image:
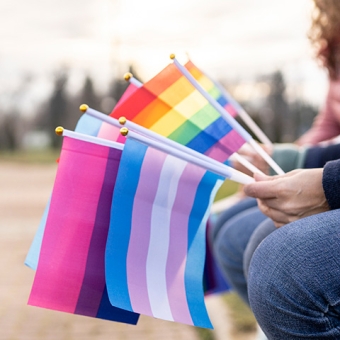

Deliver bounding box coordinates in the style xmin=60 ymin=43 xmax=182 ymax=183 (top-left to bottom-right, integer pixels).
xmin=133 ymin=98 xmax=171 ymax=128
xmin=144 ymin=64 xmax=182 ymax=96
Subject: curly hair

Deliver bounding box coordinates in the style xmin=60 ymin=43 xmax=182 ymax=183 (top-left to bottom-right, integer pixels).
xmin=309 ymin=0 xmax=340 ymax=78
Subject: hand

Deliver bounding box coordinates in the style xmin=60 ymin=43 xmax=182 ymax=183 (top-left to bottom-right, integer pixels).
xmin=231 ymin=144 xmax=271 ymax=176
xmin=243 ymin=169 xmax=329 ymax=227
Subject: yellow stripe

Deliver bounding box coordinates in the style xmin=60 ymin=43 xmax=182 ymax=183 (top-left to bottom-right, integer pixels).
xmin=150 ymin=109 xmax=187 ymax=136
xmin=158 ymin=77 xmax=195 ymax=107
xmin=174 ymin=90 xmax=208 ymax=119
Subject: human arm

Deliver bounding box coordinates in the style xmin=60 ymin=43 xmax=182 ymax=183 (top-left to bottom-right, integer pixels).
xmin=244 ymin=158 xmax=340 ymax=227
xmin=243 ymin=169 xmax=329 ymax=227
xmin=296 ymin=80 xmax=340 ymax=145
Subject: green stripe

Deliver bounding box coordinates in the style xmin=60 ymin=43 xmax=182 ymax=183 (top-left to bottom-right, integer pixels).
xmin=167 ymin=104 xmax=219 ymax=145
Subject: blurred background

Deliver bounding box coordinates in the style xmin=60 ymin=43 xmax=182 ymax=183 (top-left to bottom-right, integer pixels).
xmin=0 ymin=0 xmax=326 ymax=152
xmin=0 ymin=0 xmax=327 ymax=339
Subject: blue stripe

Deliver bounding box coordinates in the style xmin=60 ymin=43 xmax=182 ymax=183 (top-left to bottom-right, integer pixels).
xmin=186 ymin=117 xmax=233 ymax=154
xmin=216 ymin=95 xmax=228 ymax=107
xmin=96 ymin=286 xmax=139 ymax=324
xmin=184 ymin=172 xmax=223 ymax=328
xmin=105 ymin=138 xmax=147 ymax=313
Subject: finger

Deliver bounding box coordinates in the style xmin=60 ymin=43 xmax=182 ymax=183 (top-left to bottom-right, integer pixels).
xmin=244 ymin=179 xmax=279 ymax=199
xmin=257 ymin=200 xmax=294 ymax=226
xmin=260 ymin=197 xmax=288 ymax=211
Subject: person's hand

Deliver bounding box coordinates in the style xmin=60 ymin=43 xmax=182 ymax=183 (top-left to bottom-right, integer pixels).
xmin=243 ymin=169 xmax=330 ymax=227
xmin=231 ymin=144 xmax=271 ymax=176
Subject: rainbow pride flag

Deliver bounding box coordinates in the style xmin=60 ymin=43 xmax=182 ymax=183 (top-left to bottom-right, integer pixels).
xmin=28 ymin=135 xmax=139 ymax=324
xmin=110 ymin=63 xmax=246 ymax=163
xmin=105 ymin=137 xmax=223 ymax=328
xmin=184 ymin=61 xmax=238 ymax=118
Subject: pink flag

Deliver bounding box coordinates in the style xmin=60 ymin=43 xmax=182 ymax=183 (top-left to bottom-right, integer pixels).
xmin=28 ymin=135 xmax=139 ymax=324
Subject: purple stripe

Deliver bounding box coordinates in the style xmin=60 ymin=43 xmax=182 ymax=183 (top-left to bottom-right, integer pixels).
xmin=166 ymin=163 xmax=205 ymax=324
xmin=75 ymin=148 xmax=122 ymax=316
xmin=205 ymin=129 xmax=245 ymax=162
xmin=126 ymin=147 xmax=167 ymax=315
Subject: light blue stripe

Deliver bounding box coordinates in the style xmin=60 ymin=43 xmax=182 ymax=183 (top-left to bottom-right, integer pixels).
xmin=105 ymin=138 xmax=146 ymax=312
xmin=185 ymin=172 xmax=223 ymax=328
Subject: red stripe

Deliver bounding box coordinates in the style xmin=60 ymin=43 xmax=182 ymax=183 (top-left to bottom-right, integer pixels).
xmin=110 ymin=87 xmax=156 ymax=120
xmin=144 ymin=64 xmax=182 ymax=96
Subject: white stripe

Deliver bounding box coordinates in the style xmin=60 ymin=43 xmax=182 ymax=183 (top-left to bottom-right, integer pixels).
xmin=146 ymin=155 xmax=187 ymax=321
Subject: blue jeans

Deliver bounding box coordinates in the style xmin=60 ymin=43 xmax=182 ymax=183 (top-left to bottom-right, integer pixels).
xmin=212 ymin=199 xmax=340 ymax=338
xmin=248 ymin=209 xmax=340 ymax=339
xmin=211 ymin=198 xmax=276 ymax=304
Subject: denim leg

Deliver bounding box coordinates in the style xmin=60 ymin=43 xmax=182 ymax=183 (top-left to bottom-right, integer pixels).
xmin=213 ymin=206 xmax=267 ymax=304
xmin=209 ymin=197 xmax=258 ymax=244
xmin=243 ymin=218 xmax=276 ymax=280
xmin=248 ymin=209 xmax=340 ymax=339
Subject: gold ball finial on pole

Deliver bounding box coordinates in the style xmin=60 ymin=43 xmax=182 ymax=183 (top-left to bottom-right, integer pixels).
xmin=79 ymin=104 xmax=89 ymax=113
xmin=120 ymin=127 xmax=129 ymax=136
xmin=55 ymin=126 xmax=64 ymax=136
xmin=119 ymin=117 xmax=127 ymax=125
xmin=170 ymin=53 xmax=176 ymax=60
xmin=124 ymin=73 xmax=132 ymax=81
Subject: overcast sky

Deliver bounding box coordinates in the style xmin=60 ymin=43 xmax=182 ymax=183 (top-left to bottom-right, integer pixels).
xmin=0 ymin=0 xmax=328 ymax=113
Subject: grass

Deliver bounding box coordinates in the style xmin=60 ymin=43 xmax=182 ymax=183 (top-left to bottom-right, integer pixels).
xmin=223 ymin=292 xmax=257 ymax=334
xmin=214 ymin=179 xmax=240 ymax=202
xmin=195 ymin=327 xmax=215 ymax=340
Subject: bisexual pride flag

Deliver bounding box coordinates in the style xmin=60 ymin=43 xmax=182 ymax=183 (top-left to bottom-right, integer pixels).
xmin=28 ymin=135 xmax=139 ymax=324
xmin=105 ymin=137 xmax=224 ymax=328
xmin=110 ymin=63 xmax=246 ymax=163
xmin=24 ymin=83 xmax=139 ymax=270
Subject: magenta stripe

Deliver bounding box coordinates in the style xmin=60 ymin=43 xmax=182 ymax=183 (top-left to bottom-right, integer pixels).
xmin=28 ymin=137 xmax=108 ymax=313
xmin=204 ymin=129 xmax=245 ymax=162
xmin=165 ymin=163 xmax=205 ymax=324
xmin=126 ymin=147 xmax=167 ymax=315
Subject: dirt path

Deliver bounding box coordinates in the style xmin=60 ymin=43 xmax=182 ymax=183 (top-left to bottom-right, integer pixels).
xmin=0 ymin=162 xmax=255 ymax=340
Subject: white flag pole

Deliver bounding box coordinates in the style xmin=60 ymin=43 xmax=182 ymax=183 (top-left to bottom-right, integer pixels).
xmin=80 ymin=104 xmax=264 ymax=176
xmin=171 ymin=54 xmax=284 ymax=175
xmin=213 ymin=81 xmax=273 ymax=147
xmin=121 ymin=128 xmax=254 ymax=185
xmin=123 ymin=73 xmax=264 ymax=175
xmin=55 ymin=126 xmax=124 ymax=150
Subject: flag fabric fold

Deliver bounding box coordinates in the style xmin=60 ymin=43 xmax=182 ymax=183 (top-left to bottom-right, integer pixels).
xmin=110 ymin=63 xmax=246 ymax=163
xmin=105 ymin=137 xmax=223 ymax=328
xmin=28 ymin=135 xmax=139 ymax=324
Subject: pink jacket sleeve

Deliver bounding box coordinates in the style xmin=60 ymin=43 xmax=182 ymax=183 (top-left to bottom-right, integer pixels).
xmin=296 ymin=79 xmax=340 ymax=145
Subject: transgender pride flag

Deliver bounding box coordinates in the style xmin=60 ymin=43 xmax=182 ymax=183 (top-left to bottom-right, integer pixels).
xmin=105 ymin=138 xmax=224 ymax=328
xmin=28 ymin=135 xmax=139 ymax=324
xmin=110 ymin=63 xmax=246 ymax=163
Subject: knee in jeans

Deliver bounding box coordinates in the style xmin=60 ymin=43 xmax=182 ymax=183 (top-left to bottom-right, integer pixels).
xmin=247 ymin=227 xmax=294 ymax=309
